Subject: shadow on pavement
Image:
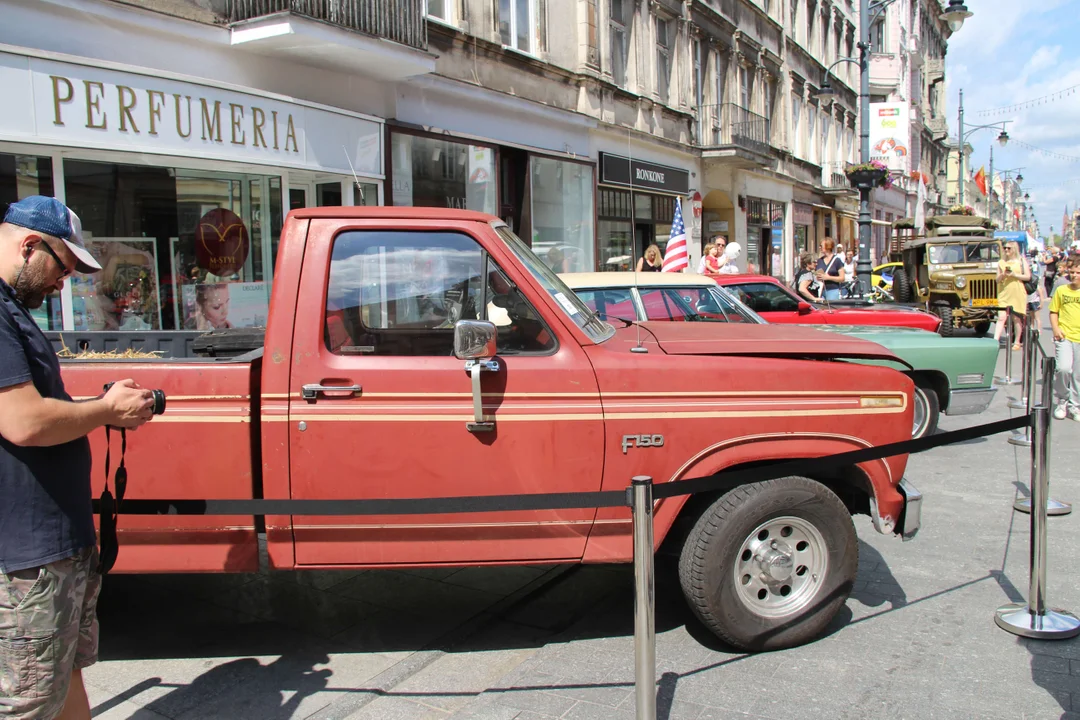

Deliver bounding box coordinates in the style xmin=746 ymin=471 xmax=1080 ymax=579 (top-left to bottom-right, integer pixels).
xmin=992 ymin=568 xmax=1080 ymax=717
xmin=91 ymin=538 xmax=911 ymax=718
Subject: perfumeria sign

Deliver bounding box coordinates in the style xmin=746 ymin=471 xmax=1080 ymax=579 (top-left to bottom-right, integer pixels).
xmin=0 ymin=50 xmax=383 ymax=176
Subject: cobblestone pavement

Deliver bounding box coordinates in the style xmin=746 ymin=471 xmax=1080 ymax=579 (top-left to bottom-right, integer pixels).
xmin=83 ymin=322 xmax=1080 ymax=720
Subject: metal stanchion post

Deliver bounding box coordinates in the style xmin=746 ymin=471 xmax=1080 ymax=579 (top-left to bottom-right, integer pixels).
xmin=1009 ymin=313 xmax=1032 ymax=411
xmin=630 ymin=476 xmax=656 ymax=720
xmin=1009 ymin=317 xmax=1035 ymax=447
xmin=997 ymin=307 xmax=1021 ymax=386
xmin=996 ymin=396 xmax=1080 ymax=639
xmin=1014 ymin=356 xmax=1072 ymax=515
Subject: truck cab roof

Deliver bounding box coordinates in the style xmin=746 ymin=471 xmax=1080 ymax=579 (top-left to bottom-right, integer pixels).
xmin=287 ymin=206 xmax=500 ymax=223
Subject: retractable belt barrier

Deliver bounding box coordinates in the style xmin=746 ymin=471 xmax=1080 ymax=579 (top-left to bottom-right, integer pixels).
xmin=93 ymin=408 xmax=1065 ymax=720
xmin=94 ymin=413 xmax=1031 ymax=575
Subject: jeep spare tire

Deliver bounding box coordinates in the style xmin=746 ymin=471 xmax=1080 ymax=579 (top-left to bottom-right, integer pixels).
xmin=892 ymin=267 xmax=913 ymax=303
xmin=678 ymin=477 xmax=858 ymax=652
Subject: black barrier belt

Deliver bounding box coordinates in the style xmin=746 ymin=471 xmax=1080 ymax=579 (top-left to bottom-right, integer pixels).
xmin=93 ymin=414 xmax=1030 ymax=517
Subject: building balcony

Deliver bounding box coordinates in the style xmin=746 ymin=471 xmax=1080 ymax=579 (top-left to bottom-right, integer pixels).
xmin=819 ymin=161 xmax=855 ymax=194
xmin=227 ymin=0 xmax=435 ymax=80
xmin=697 ymin=104 xmax=774 ymax=166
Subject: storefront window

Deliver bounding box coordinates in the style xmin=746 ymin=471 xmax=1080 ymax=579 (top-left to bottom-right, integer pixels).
xmin=530 ymin=157 xmax=594 ymax=273
xmin=391 ymin=133 xmax=496 ymax=216
xmin=598 ymin=189 xmax=675 ymax=271
xmin=0 ymin=153 xmax=60 ymax=330
xmin=63 ymin=159 xmax=281 ymax=332
xmin=598 ymin=189 xmax=632 ymax=271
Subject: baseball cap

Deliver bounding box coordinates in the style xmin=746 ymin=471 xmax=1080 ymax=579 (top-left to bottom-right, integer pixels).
xmin=3 ymin=195 xmax=101 ymax=273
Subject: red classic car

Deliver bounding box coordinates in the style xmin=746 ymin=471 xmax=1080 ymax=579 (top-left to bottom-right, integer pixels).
xmin=710 ymin=274 xmax=942 ymax=332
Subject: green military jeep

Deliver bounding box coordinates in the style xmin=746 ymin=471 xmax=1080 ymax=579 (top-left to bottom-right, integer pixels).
xmin=890 ymin=215 xmax=1002 ymax=337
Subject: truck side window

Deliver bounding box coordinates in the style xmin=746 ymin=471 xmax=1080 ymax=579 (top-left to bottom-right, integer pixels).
xmin=325 ymin=230 xmax=554 ymax=356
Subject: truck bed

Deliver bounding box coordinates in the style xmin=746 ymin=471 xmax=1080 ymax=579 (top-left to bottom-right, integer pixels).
xmin=58 ymin=350 xmax=263 ymax=573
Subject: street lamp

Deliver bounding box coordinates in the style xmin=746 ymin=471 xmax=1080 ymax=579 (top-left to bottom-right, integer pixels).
xmin=815 ymin=0 xmax=973 ymax=295
xmin=957 ymin=88 xmax=1012 ymax=207
xmin=817 ymin=0 xmax=972 ymax=295
xmin=941 ymin=0 xmax=973 ymax=32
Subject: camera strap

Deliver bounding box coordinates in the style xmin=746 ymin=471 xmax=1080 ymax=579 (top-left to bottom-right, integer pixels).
xmin=97 ymin=425 xmax=127 ymax=576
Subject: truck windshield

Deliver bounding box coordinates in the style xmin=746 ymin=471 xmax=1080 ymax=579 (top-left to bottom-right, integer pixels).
xmin=494 ymin=225 xmax=615 ymax=343
xmin=929 ymin=242 xmax=1000 ymax=264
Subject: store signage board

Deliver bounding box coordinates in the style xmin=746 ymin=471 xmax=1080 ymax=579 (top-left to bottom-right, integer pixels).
xmin=600 ymin=153 xmax=690 ymax=195
xmin=0 ymin=51 xmax=382 ymax=176
xmin=868 ymin=102 xmax=910 ymax=173
xmin=793 ymin=203 xmax=813 ymax=226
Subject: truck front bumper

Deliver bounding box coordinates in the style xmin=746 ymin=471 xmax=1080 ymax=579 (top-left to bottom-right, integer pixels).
xmin=946 ymin=387 xmax=997 ymax=416
xmin=896 ymin=478 xmax=923 ymax=541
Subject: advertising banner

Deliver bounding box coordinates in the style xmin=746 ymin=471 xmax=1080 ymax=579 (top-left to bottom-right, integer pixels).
xmin=869 ymin=103 xmax=910 ymax=172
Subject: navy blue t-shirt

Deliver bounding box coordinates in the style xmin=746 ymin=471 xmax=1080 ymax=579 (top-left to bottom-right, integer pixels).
xmin=0 ymin=277 xmax=94 ymax=573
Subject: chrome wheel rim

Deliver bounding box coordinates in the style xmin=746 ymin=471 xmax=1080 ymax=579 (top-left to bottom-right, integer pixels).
xmin=733 ymin=516 xmax=828 ymax=619
xmin=912 ymin=387 xmax=929 ymax=438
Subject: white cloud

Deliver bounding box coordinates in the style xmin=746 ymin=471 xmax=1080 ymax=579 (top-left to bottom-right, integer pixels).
xmin=944 ymin=2 xmax=1080 ymax=232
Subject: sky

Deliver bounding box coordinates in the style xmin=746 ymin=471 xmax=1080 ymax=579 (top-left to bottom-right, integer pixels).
xmin=944 ymin=0 xmax=1080 ymax=239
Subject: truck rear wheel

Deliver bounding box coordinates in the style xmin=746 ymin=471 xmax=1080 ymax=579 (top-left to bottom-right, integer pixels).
xmin=933 ymin=303 xmax=955 ymax=337
xmin=678 ymin=477 xmax=858 ymax=652
xmin=973 ymin=321 xmax=991 ymax=338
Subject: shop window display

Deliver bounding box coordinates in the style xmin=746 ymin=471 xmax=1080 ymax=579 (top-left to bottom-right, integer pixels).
xmin=529 ymin=157 xmax=594 ymax=273
xmin=391 ymin=134 xmax=497 ymax=216
xmin=63 ymin=159 xmax=281 ymax=331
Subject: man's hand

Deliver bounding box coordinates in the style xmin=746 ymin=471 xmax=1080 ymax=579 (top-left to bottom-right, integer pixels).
xmin=102 ymin=379 xmax=154 ymax=429
xmin=1053 ymin=326 xmax=1067 ymax=342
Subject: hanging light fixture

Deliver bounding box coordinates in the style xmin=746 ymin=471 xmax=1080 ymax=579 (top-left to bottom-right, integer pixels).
xmin=940 ymin=0 xmax=973 ymax=32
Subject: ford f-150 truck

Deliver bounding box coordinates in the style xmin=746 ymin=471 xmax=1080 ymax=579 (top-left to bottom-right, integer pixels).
xmin=59 ymin=207 xmax=921 ymax=651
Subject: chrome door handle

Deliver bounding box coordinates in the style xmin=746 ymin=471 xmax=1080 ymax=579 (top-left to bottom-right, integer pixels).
xmin=302 ymin=383 xmax=362 ymax=400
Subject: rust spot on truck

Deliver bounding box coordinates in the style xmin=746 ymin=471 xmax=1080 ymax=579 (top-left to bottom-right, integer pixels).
xmin=271 ymin=349 xmax=284 ymax=364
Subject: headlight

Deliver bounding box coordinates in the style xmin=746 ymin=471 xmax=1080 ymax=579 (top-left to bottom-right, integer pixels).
xmin=954 ymin=276 xmax=968 ymax=289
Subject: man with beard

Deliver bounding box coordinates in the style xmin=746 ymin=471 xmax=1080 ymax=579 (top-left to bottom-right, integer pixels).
xmin=0 ymin=196 xmax=155 ymax=720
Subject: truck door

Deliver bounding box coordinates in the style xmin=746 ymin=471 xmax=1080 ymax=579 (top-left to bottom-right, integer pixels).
xmin=288 ymin=219 xmax=604 ymax=566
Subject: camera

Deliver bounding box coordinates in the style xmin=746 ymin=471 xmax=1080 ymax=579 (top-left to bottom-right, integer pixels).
xmin=103 ymin=382 xmax=167 ymax=415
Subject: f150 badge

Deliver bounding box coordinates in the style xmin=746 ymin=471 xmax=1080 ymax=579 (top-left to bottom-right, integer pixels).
xmin=622 ymin=434 xmax=665 ymax=454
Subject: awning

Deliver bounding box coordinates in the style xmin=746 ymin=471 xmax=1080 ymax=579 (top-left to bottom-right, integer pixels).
xmin=811 ymin=203 xmax=832 ymax=210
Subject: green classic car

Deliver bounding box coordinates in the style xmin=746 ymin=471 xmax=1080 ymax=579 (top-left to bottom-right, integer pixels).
xmin=561 ymin=272 xmax=999 ymax=439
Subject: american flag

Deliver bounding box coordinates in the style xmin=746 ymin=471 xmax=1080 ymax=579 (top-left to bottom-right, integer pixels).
xmin=662 ymin=198 xmax=688 ymax=272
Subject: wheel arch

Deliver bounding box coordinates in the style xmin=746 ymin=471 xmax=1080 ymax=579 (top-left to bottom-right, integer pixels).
xmin=656 ymin=434 xmax=899 ymax=558
xmin=905 ymin=369 xmax=950 ymax=412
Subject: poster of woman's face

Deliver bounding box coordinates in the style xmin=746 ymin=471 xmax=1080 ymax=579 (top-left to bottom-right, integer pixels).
xmin=182 ymin=282 xmax=268 ymax=330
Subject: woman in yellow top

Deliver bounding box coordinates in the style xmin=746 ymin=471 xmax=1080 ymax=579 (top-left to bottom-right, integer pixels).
xmin=994 ymin=241 xmax=1031 ymax=350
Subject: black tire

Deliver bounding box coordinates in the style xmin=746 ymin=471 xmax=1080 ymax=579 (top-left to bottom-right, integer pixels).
xmin=678 ymin=477 xmax=858 ymax=652
xmin=933 ymin=303 xmax=954 ymax=337
xmin=911 ymin=382 xmax=941 ymax=439
xmin=973 ymin=321 xmax=991 ymax=338
xmin=892 ymin=267 xmax=913 ymax=303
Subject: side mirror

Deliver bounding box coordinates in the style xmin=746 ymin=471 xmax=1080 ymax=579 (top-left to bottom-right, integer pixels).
xmin=797 ymin=301 xmax=813 ymax=315
xmin=454 ymin=320 xmax=497 ymax=360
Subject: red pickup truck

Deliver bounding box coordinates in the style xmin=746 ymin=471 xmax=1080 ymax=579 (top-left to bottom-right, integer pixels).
xmin=60 ymin=207 xmax=921 ymax=651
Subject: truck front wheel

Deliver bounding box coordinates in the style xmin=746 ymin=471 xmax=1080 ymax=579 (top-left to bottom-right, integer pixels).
xmin=678 ymin=477 xmax=858 ymax=652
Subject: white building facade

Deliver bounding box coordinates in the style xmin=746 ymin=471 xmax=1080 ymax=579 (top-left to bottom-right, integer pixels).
xmin=1 ymin=0 xmax=954 ymax=336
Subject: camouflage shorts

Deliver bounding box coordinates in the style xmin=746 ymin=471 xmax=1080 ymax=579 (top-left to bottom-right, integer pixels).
xmin=0 ymin=547 xmax=101 ymax=719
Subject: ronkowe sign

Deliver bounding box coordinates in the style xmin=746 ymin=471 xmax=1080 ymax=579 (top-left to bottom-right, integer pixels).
xmin=600 ymin=153 xmax=690 ymax=195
